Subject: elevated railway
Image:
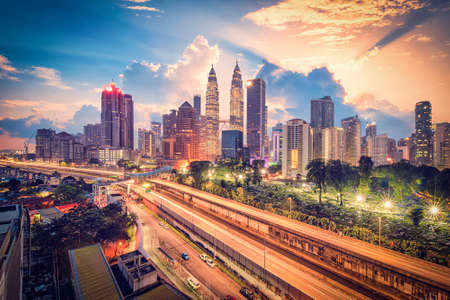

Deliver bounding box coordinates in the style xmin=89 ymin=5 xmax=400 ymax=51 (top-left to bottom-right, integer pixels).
xmin=149 ymin=179 xmax=450 ymax=300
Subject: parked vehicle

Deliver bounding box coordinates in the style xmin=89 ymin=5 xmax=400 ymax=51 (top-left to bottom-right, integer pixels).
xmin=224 ymin=296 xmax=236 ymax=300
xmin=240 ymin=287 xmax=254 ymax=299
xmin=187 ymin=277 xmax=200 ymax=290
xmin=206 ymin=258 xmax=215 ymax=267
xmin=199 ymin=253 xmax=208 ymax=261
xmin=181 ymin=252 xmax=189 ymax=260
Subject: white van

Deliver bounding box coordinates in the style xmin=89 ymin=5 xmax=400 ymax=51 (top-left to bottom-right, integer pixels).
xmin=187 ymin=277 xmax=200 ymax=290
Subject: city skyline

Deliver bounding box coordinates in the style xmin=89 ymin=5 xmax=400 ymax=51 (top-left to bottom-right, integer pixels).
xmin=0 ymin=0 xmax=449 ymax=150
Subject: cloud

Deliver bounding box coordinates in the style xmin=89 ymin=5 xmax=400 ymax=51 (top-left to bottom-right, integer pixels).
xmin=0 ymin=131 xmax=31 ymax=151
xmin=0 ymin=116 xmax=56 ymax=139
xmin=404 ymin=33 xmax=432 ymax=42
xmin=0 ymin=54 xmax=20 ymax=81
xmin=244 ymin=0 xmax=425 ymax=31
xmin=64 ymin=105 xmax=100 ymax=134
xmin=255 ymin=60 xmax=413 ymax=138
xmin=122 ymin=35 xmax=220 ymax=110
xmin=125 ymin=6 xmax=159 ymax=12
xmin=28 ymin=66 xmax=72 ymax=90
xmin=127 ymin=0 xmax=151 ymax=2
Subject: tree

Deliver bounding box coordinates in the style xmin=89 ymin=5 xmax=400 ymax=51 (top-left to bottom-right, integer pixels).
xmin=325 ymin=160 xmax=359 ymax=206
xmin=189 ymin=161 xmax=211 ymax=188
xmin=54 ymin=184 xmax=85 ymax=204
xmin=359 ymin=156 xmax=373 ymax=180
xmin=88 ymin=158 xmax=101 ymax=165
xmin=409 ymin=207 xmax=424 ymax=226
xmin=306 ymin=159 xmax=326 ymax=204
xmin=7 ymin=178 xmax=21 ymax=193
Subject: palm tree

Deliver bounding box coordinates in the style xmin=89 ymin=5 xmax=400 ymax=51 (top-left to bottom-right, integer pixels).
xmin=325 ymin=160 xmax=359 ymax=206
xmin=306 ymin=159 xmax=326 ymax=204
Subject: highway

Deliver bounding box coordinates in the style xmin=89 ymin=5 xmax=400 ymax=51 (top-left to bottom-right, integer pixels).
xmin=127 ymin=197 xmax=244 ymax=299
xmin=133 ymin=185 xmax=366 ymax=300
xmin=150 ymin=179 xmax=450 ymax=291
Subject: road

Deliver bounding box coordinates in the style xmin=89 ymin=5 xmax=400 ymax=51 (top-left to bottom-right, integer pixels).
xmin=132 ymin=185 xmax=365 ymax=300
xmin=150 ymin=179 xmax=450 ymax=291
xmin=127 ymin=199 xmax=244 ymax=299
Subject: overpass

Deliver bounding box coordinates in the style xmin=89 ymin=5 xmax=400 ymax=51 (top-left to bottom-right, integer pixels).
xmin=149 ymin=178 xmax=450 ymax=300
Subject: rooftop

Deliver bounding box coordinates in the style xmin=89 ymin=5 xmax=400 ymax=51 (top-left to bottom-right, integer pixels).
xmin=69 ymin=244 xmax=123 ymax=300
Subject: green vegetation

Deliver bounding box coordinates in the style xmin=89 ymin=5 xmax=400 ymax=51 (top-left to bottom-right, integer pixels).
xmin=174 ymin=159 xmax=449 ymax=266
xmin=54 ymin=183 xmax=86 ymax=204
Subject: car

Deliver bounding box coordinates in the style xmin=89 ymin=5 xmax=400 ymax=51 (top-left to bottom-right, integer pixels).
xmin=199 ymin=253 xmax=208 ymax=261
xmin=206 ymin=258 xmax=215 ymax=267
xmin=181 ymin=252 xmax=189 ymax=260
xmin=187 ymin=277 xmax=200 ymax=290
xmin=139 ymin=203 xmax=144 ymax=209
xmin=224 ymin=296 xmax=236 ymax=300
xmin=240 ymin=287 xmax=254 ymax=299
xmin=159 ymin=221 xmax=164 ymax=226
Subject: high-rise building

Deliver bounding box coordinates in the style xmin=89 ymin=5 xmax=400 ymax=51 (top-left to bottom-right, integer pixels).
xmin=222 ymin=130 xmax=243 ymax=160
xmin=83 ymin=123 xmax=102 ymax=146
xmin=433 ymin=122 xmax=450 ymax=170
xmin=310 ymin=96 xmax=334 ymax=128
xmin=193 ymin=94 xmax=201 ymax=121
xmin=198 ymin=115 xmax=208 ymax=160
xmin=247 ymin=78 xmax=266 ymax=159
xmin=205 ymin=65 xmax=220 ymax=161
xmin=124 ymin=94 xmax=134 ymax=150
xmin=36 ymin=128 xmax=55 ymax=161
xmin=176 ymin=101 xmax=198 ymax=160
xmin=230 ymin=60 xmax=243 ymax=131
xmin=282 ymin=119 xmax=312 ymax=179
xmin=321 ymin=127 xmax=344 ymax=162
xmin=341 ymin=115 xmax=361 ymax=166
xmin=151 ymin=122 xmax=162 ymax=155
xmin=271 ymin=123 xmax=283 ymax=163
xmin=387 ymin=138 xmax=396 ymax=160
xmin=0 ymin=205 xmax=24 ymax=300
xmin=162 ymin=110 xmax=177 ymax=160
xmin=397 ymin=137 xmax=413 ymax=161
xmin=366 ymin=122 xmax=377 ymax=137
xmin=101 ymin=82 xmax=133 ymax=149
xmin=414 ymin=101 xmax=433 ymax=165
xmin=138 ymin=128 xmax=153 ymax=157
xmin=367 ymin=134 xmax=388 ymax=166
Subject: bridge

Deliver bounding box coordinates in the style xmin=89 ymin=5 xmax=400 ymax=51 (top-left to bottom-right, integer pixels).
xmin=149 ymin=179 xmax=450 ymax=300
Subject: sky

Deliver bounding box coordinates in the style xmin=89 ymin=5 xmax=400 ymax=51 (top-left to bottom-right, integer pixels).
xmin=0 ymin=0 xmax=449 ymax=150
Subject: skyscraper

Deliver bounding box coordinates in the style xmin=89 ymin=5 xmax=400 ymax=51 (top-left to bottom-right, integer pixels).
xmin=101 ymin=82 xmax=133 ymax=149
xmin=83 ymin=123 xmax=102 ymax=146
xmin=124 ymin=94 xmax=134 ymax=150
xmin=193 ymin=94 xmax=201 ymax=121
xmin=176 ymin=101 xmax=198 ymax=160
xmin=271 ymin=123 xmax=283 ymax=163
xmin=138 ymin=128 xmax=152 ymax=157
xmin=282 ymin=119 xmax=312 ymax=179
xmin=341 ymin=115 xmax=361 ymax=166
xmin=367 ymin=134 xmax=388 ymax=166
xmin=247 ymin=78 xmax=266 ymax=159
xmin=414 ymin=101 xmax=433 ymax=165
xmin=311 ymin=96 xmax=334 ymax=161
xmin=205 ymin=65 xmax=219 ymax=161
xmin=162 ymin=110 xmax=177 ymax=160
xmin=310 ymin=96 xmax=334 ymax=128
xmin=366 ymin=122 xmax=377 ymax=137
xmin=433 ymin=122 xmax=450 ymax=170
xmin=230 ymin=60 xmax=243 ymax=131
xmin=222 ymin=130 xmax=243 ymax=159
xmin=321 ymin=127 xmax=344 ymax=162
xmin=36 ymin=128 xmax=55 ymax=161
xmin=151 ymin=121 xmax=161 ymax=155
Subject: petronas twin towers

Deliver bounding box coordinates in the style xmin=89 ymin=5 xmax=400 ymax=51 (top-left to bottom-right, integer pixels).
xmin=203 ymin=61 xmax=243 ymax=161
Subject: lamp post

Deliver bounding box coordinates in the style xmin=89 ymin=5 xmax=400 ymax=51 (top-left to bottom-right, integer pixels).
xmin=378 ymin=216 xmax=381 ymax=246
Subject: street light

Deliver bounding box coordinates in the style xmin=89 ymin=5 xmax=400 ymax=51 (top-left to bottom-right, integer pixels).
xmin=383 ymin=200 xmax=392 ymax=209
xmin=429 ymin=205 xmax=440 ymax=216
xmin=356 ymin=194 xmax=364 ymax=202
xmin=238 ymin=174 xmax=243 ymax=180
